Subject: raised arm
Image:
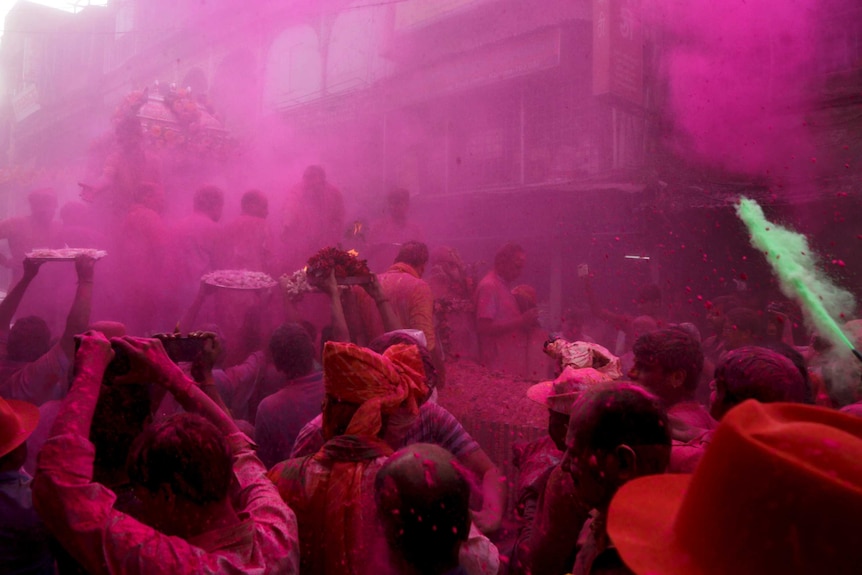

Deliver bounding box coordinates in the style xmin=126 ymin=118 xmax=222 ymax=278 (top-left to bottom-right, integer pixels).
xmin=319 ymin=270 xmax=351 ymax=343
xmin=59 ymin=256 xmax=95 ymax=360
xmin=179 ymin=280 xmax=216 ymax=331
xmin=49 ymin=331 xmax=112 ymax=437
xmin=0 ymin=258 xmax=42 ymax=334
xmin=112 ymin=336 xmax=241 ymax=437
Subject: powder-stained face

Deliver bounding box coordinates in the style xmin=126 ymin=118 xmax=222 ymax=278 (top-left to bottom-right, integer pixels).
xmin=628 ymin=356 xmax=670 ymax=400
xmin=498 ymin=251 xmax=526 ymax=282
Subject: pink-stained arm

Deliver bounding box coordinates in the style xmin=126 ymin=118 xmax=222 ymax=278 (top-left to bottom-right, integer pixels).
xmin=112 ymin=336 xmax=241 ymax=437
xmin=458 ymin=448 xmax=508 ymax=535
xmin=59 ymin=256 xmax=96 ymax=361
xmin=0 ymin=258 xmax=42 ymax=334
xmin=34 ymin=334 xmax=299 ymax=575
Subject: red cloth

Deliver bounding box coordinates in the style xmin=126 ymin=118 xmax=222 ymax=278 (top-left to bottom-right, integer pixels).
xmin=323 ymin=342 xmax=428 ymax=438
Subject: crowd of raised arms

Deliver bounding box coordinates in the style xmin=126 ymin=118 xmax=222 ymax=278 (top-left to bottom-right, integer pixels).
xmin=0 ymin=167 xmax=860 ymax=575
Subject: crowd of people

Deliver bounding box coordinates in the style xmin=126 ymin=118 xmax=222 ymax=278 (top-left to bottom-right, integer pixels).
xmin=0 ymin=169 xmax=861 ymax=575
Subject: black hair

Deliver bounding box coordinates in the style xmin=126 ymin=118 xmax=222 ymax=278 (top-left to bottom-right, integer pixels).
xmin=575 ymin=382 xmax=671 ymax=454
xmin=633 ymin=328 xmax=704 ymax=392
xmin=269 ymin=323 xmax=315 ymax=380
xmin=375 ymin=444 xmax=471 ymax=573
xmin=127 ymin=413 xmax=232 ymax=506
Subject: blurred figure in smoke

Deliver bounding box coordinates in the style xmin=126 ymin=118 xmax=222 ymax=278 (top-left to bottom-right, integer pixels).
xmin=0 ymin=189 xmax=59 ymax=285
xmin=114 ymin=182 xmax=169 ymax=334
xmin=513 ymin=284 xmax=555 ymax=380
xmin=281 ymin=165 xmax=345 ymax=271
xmin=218 ymin=190 xmax=275 ymax=365
xmin=559 ymin=308 xmax=595 ymax=344
xmin=56 ymin=201 xmax=107 ymax=248
xmin=721 ymin=307 xmax=764 ymax=352
xmin=366 ymin=187 xmax=425 ymax=273
xmin=584 ymin=278 xmax=665 ymax=356
xmin=82 ymin=97 xmax=162 ymax=217
xmin=428 ymin=247 xmax=477 ymax=361
xmin=173 ymin=185 xmax=225 ymax=306
xmin=475 ymin=243 xmax=536 ymax=377
xmin=221 ymin=189 xmax=272 ymax=272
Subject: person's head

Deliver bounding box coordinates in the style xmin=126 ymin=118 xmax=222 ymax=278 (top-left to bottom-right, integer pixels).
xmin=706 ymin=295 xmax=739 ymax=334
xmin=375 ymin=443 xmax=471 ymax=575
xmin=631 ymin=315 xmax=659 ymax=340
xmin=28 ymin=188 xmax=58 ymax=225
xmin=240 ymin=189 xmax=268 ymax=218
xmin=528 ymin=367 xmax=616 ymax=451
xmin=193 ymin=185 xmax=225 ymax=222
xmin=369 ymin=330 xmax=437 ymax=393
xmin=629 ymin=328 xmax=703 ymax=404
xmin=7 ymin=316 xmax=51 ymax=362
xmin=494 ymin=243 xmax=526 ymax=282
xmin=302 ymin=165 xmax=327 ymax=193
xmin=710 ymin=346 xmax=810 ymax=420
xmin=133 ymin=182 xmax=165 ymax=214
xmin=126 ymin=413 xmax=233 ymax=537
xmin=722 ymin=307 xmax=764 ymax=350
xmin=636 ymin=284 xmax=662 ymax=318
xmin=321 ymin=341 xmax=428 ymax=441
xmin=269 ymin=323 xmax=316 ymax=380
xmin=0 ymin=397 xmax=38 ymax=472
xmin=387 ymin=187 xmax=411 ymax=222
xmin=394 ymin=241 xmax=430 ymax=277
xmin=561 ymin=382 xmax=671 ymax=511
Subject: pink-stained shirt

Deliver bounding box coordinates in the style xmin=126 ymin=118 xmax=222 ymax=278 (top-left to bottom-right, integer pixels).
xmin=378 ymin=262 xmax=438 ymax=350
xmin=33 ymin=431 xmax=300 ymax=575
xmin=172 ymin=212 xmax=221 ymax=289
xmin=281 ymin=183 xmax=345 ymax=270
xmin=475 ymin=271 xmax=527 ymax=374
xmin=220 ymin=214 xmax=273 ymax=272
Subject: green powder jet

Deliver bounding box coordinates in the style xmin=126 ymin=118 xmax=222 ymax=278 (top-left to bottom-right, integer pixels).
xmin=736 ymin=197 xmax=857 ymax=354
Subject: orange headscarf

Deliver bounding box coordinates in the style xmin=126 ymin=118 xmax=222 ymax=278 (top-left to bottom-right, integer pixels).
xmin=322 ymin=341 xmax=428 ymax=438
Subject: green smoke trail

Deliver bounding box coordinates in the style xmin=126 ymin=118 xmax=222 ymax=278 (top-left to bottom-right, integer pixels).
xmin=736 ymin=197 xmax=856 ymax=354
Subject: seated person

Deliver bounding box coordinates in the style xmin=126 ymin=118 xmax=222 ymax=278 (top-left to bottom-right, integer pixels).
xmin=375 ymin=443 xmax=473 ymax=575
xmin=33 ymin=333 xmax=299 ymax=574
xmin=563 ymin=382 xmax=671 ymax=575
xmin=0 ymin=396 xmax=55 ymax=574
xmin=0 ymin=256 xmax=95 ymax=405
xmin=267 ymin=341 xmax=429 ymax=575
xmin=255 ymin=323 xmax=324 ymax=468
xmin=607 ymin=401 xmax=862 ymax=575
